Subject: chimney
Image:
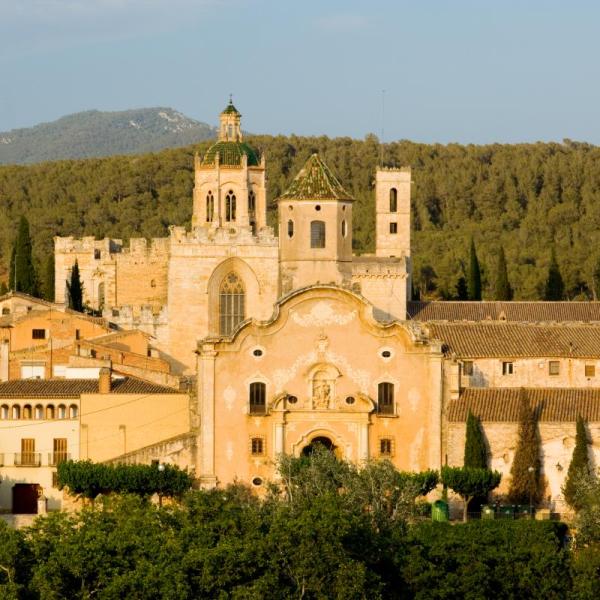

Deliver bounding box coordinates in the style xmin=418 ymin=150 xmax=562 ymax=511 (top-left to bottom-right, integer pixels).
xmin=98 ymin=367 xmax=111 ymax=394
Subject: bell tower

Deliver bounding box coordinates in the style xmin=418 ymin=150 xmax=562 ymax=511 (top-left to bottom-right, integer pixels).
xmin=191 ymin=99 xmax=267 ymax=232
xmin=278 ymin=154 xmax=353 ymax=293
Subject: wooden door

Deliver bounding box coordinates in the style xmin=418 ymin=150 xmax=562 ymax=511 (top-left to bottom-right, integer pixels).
xmin=12 ymin=484 xmax=39 ymax=514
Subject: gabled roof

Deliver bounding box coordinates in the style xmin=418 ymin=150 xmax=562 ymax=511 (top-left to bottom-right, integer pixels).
xmin=428 ymin=322 xmax=600 ymax=358
xmin=449 ymin=387 xmax=600 ymax=422
xmin=0 ymin=377 xmax=180 ymax=399
xmin=278 ymin=154 xmax=354 ymax=202
xmin=408 ymin=301 xmax=600 ymax=323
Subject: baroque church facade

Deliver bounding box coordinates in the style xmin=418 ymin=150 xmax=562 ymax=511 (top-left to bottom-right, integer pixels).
xmin=55 ymin=102 xmax=600 ymax=509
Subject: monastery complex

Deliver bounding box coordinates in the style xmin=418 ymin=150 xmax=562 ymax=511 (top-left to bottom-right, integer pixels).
xmin=1 ymin=101 xmax=600 ymax=514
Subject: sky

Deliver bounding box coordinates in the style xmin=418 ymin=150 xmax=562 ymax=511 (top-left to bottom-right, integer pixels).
xmin=1 ymin=0 xmax=599 ymax=144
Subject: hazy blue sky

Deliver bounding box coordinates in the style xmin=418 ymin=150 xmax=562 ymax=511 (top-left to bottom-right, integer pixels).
xmin=1 ymin=0 xmax=599 ymax=143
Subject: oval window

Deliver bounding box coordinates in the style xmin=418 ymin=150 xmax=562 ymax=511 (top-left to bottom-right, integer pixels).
xmin=252 ymin=477 xmax=263 ymax=486
xmin=287 ymin=395 xmax=298 ymax=404
xmin=253 ymin=349 xmax=263 ymax=357
xmin=345 ymin=396 xmax=355 ymax=405
xmin=382 ymin=350 xmax=391 ymax=358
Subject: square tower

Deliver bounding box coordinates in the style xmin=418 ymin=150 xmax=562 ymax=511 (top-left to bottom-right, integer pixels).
xmin=375 ymin=167 xmax=411 ymax=259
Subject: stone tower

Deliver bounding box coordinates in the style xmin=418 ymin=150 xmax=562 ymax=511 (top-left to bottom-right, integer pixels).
xmin=278 ymin=154 xmax=354 ymax=293
xmin=375 ymin=167 xmax=411 ymax=260
xmin=191 ymin=100 xmax=267 ymax=232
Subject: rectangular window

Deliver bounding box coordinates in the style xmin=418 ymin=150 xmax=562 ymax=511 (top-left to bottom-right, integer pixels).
xmin=377 ymin=382 xmax=395 ymax=415
xmin=75 ymin=329 xmax=80 ymax=340
xmin=549 ymin=361 xmax=560 ymax=376
xmin=585 ymin=364 xmax=596 ymax=378
xmin=32 ymin=329 xmax=46 ymax=340
xmin=379 ymin=438 xmax=393 ymax=457
xmin=389 ymin=222 xmax=398 ymax=234
xmin=18 ymin=438 xmax=38 ymax=466
xmin=502 ymin=361 xmax=514 ymax=375
xmin=310 ymin=221 xmax=326 ymax=248
xmin=52 ymin=471 xmax=59 ymax=488
xmin=463 ymin=361 xmax=474 ymax=376
xmin=94 ymin=249 xmax=101 ymax=260
xmin=249 ymin=382 xmax=266 ymax=415
xmin=52 ymin=438 xmax=68 ymax=466
xmin=251 ymin=437 xmax=265 ymax=456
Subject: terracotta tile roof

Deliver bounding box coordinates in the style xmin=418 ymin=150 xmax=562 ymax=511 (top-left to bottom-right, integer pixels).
xmin=408 ymin=301 xmax=600 ymax=323
xmin=0 ymin=377 xmax=179 ymax=399
xmin=427 ymin=322 xmax=600 ymax=358
xmin=449 ymin=387 xmax=600 ymax=422
xmin=278 ymin=154 xmax=354 ymax=202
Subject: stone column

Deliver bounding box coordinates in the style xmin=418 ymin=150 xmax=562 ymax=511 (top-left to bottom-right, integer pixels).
xmin=198 ymin=345 xmax=218 ymax=488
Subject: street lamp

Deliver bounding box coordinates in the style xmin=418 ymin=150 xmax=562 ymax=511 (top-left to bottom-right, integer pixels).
xmin=528 ymin=466 xmax=535 ymax=518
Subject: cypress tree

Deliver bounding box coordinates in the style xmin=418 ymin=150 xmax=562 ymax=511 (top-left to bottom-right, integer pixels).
xmin=455 ymin=276 xmax=468 ymax=300
xmin=544 ymin=248 xmax=565 ymax=301
xmin=562 ymin=415 xmax=591 ymax=510
xmin=42 ymin=254 xmax=55 ymax=302
xmin=594 ymin=256 xmax=600 ymax=300
xmin=508 ymin=391 xmax=543 ymax=505
xmin=464 ymin=410 xmax=488 ymax=468
xmin=467 ymin=238 xmax=482 ymax=301
xmin=66 ymin=260 xmax=84 ymax=312
xmin=9 ymin=216 xmax=38 ymax=296
xmin=494 ymin=246 xmax=513 ymax=300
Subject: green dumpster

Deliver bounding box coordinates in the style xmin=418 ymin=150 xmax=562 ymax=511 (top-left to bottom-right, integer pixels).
xmin=431 ymin=500 xmax=449 ymax=522
xmin=481 ymin=505 xmax=495 ymax=520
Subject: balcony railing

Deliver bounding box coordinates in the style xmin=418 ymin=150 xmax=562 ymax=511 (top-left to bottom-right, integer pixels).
xmin=48 ymin=453 xmax=70 ymax=466
xmin=14 ymin=453 xmax=41 ymax=467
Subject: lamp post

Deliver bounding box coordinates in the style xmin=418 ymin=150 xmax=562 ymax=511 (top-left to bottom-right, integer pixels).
xmin=528 ymin=466 xmax=535 ymax=518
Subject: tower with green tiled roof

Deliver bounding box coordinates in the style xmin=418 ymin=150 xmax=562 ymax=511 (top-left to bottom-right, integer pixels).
xmin=192 ymin=100 xmax=266 ymax=232
xmin=277 ymin=153 xmax=354 ymax=292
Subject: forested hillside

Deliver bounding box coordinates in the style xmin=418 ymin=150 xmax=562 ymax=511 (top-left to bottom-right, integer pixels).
xmin=0 ymin=108 xmax=216 ymax=165
xmin=0 ymin=135 xmax=599 ymax=300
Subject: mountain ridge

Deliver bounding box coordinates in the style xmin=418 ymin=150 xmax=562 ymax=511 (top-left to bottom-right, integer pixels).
xmin=0 ymin=107 xmax=217 ymax=164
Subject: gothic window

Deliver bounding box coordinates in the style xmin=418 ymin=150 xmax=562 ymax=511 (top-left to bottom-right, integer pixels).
xmin=310 ymin=220 xmax=326 ymax=248
xmin=390 ymin=188 xmax=398 ymax=212
xmin=249 ymin=382 xmax=266 ymax=415
xmin=248 ymin=190 xmax=256 ymax=215
xmin=225 ymin=190 xmax=236 ymax=222
xmin=219 ymin=273 xmax=245 ymax=335
xmin=287 ymin=219 xmax=294 ymax=238
xmin=377 ymin=382 xmax=394 ymax=415
xmin=206 ymin=191 xmax=214 ymax=222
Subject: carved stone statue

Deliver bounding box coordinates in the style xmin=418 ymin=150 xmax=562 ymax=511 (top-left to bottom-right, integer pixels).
xmin=312 ymin=380 xmax=331 ymax=409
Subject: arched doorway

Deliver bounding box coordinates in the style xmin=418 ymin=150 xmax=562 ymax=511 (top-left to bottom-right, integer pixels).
xmin=301 ymin=436 xmax=336 ymax=456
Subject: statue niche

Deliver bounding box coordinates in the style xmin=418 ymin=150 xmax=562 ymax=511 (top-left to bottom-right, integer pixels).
xmin=310 ymin=365 xmax=340 ymax=410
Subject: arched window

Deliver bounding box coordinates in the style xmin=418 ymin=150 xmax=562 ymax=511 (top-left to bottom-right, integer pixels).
xmin=287 ymin=220 xmax=294 ymax=238
xmin=248 ymin=190 xmax=256 ymax=215
xmin=249 ymin=382 xmax=266 ymax=415
xmin=23 ymin=404 xmax=32 ymax=419
xmin=12 ymin=405 xmax=20 ymax=420
xmin=377 ymin=382 xmax=395 ymax=415
xmin=219 ymin=273 xmax=245 ymax=335
xmin=98 ymin=282 xmax=105 ymax=311
xmin=34 ymin=405 xmax=43 ymax=420
xmin=69 ymin=404 xmax=79 ymax=419
xmin=225 ymin=190 xmax=236 ymax=222
xmin=57 ymin=404 xmax=67 ymax=419
xmin=46 ymin=404 xmax=55 ymax=420
xmin=341 ymin=220 xmax=347 ymax=237
xmin=0 ymin=404 xmax=8 ymax=419
xmin=310 ymin=220 xmax=326 ymax=248
xmin=206 ymin=191 xmax=214 ymax=222
xmin=389 ymin=188 xmax=398 ymax=212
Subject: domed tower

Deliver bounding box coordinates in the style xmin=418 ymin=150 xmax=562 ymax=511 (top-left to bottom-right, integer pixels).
xmin=278 ymin=154 xmax=354 ymax=292
xmin=192 ymin=100 xmax=267 ymax=233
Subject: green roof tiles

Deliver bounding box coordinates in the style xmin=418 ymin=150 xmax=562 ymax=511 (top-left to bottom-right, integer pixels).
xmin=201 ymin=141 xmax=260 ymax=167
xmin=221 ymin=100 xmax=241 ymax=116
xmin=278 ymin=154 xmax=354 ymax=202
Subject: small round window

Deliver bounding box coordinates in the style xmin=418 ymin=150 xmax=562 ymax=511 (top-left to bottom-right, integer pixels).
xmin=287 ymin=395 xmax=298 ymax=404
xmin=345 ymin=396 xmax=355 ymax=405
xmin=315 ymin=205 xmax=321 ymax=211
xmin=382 ymin=351 xmax=391 ymax=358
xmin=253 ymin=349 xmax=263 ymax=357
xmin=252 ymin=477 xmax=263 ymax=487
xmin=379 ymin=347 xmax=394 ymax=361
